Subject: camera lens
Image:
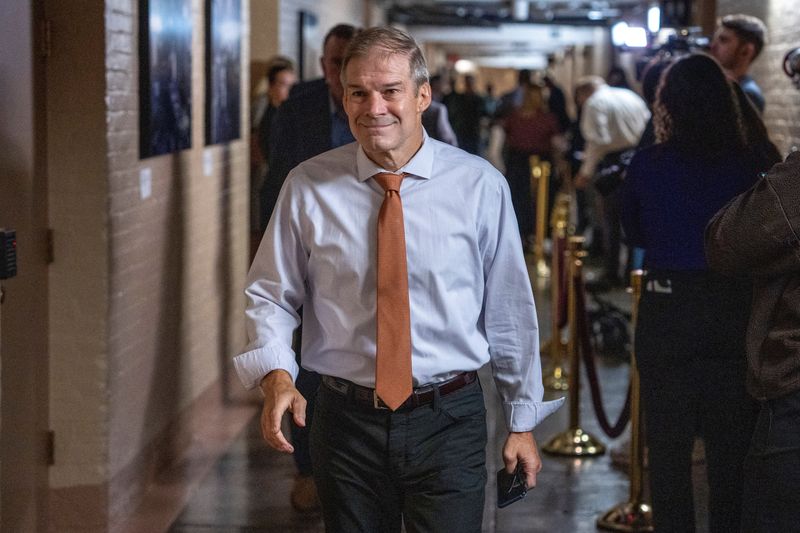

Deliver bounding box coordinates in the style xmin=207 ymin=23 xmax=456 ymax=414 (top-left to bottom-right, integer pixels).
xmin=783 ymin=47 xmax=800 ymax=77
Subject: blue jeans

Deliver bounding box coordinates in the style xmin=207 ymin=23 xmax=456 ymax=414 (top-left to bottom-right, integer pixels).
xmin=310 ymin=378 xmax=487 ymax=532
xmin=741 ymin=388 xmax=800 ymax=533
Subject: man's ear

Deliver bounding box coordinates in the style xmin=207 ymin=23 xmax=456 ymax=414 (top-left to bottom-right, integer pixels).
xmin=418 ymin=82 xmax=432 ymax=113
xmin=739 ymin=42 xmax=756 ymax=64
xmin=319 ymin=57 xmax=326 ymax=76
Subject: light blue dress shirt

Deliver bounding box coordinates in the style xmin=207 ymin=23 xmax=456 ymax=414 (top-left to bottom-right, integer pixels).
xmin=234 ymin=134 xmax=563 ymax=432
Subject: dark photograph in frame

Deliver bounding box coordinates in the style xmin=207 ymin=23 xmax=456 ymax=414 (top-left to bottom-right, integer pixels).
xmin=138 ymin=0 xmax=193 ymax=159
xmin=205 ymin=0 xmax=242 ymax=145
xmin=297 ymin=10 xmax=321 ymax=81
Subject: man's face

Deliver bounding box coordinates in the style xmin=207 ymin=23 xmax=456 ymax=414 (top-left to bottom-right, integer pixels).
xmin=710 ymin=27 xmax=751 ymax=73
xmin=268 ymin=69 xmax=296 ymax=107
xmin=343 ymin=51 xmax=431 ymax=168
xmin=321 ymin=36 xmax=350 ymax=105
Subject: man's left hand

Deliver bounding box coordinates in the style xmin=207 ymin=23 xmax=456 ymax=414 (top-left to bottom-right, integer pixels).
xmin=502 ymin=431 xmax=542 ymax=489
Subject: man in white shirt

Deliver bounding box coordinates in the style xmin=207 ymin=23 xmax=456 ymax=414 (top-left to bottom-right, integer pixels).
xmin=574 ymin=76 xmax=649 ymax=285
xmin=235 ymin=27 xmax=561 ymax=531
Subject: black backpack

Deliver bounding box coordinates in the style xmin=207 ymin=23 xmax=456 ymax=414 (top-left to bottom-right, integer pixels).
xmin=587 ymin=293 xmax=631 ymax=361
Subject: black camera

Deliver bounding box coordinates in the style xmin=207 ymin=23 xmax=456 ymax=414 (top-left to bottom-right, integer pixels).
xmin=783 ymin=47 xmax=800 ymax=89
xmin=635 ymin=27 xmax=709 ymax=81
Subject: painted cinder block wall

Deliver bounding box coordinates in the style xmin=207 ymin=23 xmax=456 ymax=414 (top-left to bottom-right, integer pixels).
xmin=47 ymin=0 xmax=250 ymax=530
xmin=717 ymin=0 xmax=800 ymax=153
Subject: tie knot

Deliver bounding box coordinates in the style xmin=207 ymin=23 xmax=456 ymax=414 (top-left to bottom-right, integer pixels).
xmin=373 ymin=172 xmax=404 ymax=193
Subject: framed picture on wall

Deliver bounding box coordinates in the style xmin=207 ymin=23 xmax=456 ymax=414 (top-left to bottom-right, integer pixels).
xmin=205 ymin=0 xmax=242 ymax=145
xmin=298 ymin=10 xmax=321 ymax=81
xmin=138 ymin=0 xmax=193 ymax=159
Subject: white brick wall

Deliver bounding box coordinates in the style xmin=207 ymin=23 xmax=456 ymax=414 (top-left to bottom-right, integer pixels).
xmin=48 ymin=0 xmax=249 ymax=527
xmin=104 ymin=0 xmax=249 ymax=483
xmin=718 ymin=0 xmax=800 ymax=154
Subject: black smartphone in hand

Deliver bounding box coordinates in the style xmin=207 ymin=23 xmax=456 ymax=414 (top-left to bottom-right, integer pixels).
xmin=496 ymin=465 xmax=528 ymax=508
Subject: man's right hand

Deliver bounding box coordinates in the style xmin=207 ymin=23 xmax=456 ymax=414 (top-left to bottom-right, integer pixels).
xmin=259 ymin=369 xmax=307 ymax=453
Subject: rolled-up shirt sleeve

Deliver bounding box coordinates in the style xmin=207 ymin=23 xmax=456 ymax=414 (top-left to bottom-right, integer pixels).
xmin=481 ymin=177 xmax=564 ymax=432
xmin=234 ymin=173 xmax=308 ymax=389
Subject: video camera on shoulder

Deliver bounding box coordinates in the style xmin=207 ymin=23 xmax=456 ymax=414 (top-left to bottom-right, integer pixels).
xmin=635 ymin=27 xmax=709 ymax=81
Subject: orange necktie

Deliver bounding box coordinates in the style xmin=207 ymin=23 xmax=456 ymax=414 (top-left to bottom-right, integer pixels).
xmin=373 ymin=172 xmax=413 ymax=410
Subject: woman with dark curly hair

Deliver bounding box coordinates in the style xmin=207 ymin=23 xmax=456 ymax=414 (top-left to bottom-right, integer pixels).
xmin=620 ymin=53 xmax=780 ymax=532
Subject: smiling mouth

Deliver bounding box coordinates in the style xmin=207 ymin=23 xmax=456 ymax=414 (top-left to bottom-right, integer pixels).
xmin=360 ymin=120 xmax=395 ymax=129
xmin=361 ymin=125 xmax=394 ymax=136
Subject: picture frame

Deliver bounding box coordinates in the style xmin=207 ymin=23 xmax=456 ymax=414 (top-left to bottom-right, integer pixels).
xmin=138 ymin=0 xmax=193 ymax=159
xmin=205 ymin=0 xmax=242 ymax=145
xmin=297 ymin=10 xmax=321 ymax=82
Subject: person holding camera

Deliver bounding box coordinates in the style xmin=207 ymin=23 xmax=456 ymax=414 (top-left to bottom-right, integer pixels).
xmin=705 ymin=150 xmax=800 ymax=533
xmin=705 ymin=45 xmax=800 ymax=533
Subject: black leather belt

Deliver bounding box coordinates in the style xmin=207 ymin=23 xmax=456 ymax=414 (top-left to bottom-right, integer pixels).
xmin=321 ymin=371 xmax=478 ymax=410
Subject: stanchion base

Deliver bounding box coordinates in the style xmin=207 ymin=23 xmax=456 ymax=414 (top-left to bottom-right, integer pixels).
xmin=543 ymin=370 xmax=569 ymax=391
xmin=542 ymin=428 xmax=606 ymax=456
xmin=596 ymin=501 xmax=654 ymax=532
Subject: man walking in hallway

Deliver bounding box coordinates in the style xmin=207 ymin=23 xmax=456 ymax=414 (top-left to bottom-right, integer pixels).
xmin=235 ymin=26 xmax=561 ymax=531
xmin=706 ymin=153 xmax=800 ymax=533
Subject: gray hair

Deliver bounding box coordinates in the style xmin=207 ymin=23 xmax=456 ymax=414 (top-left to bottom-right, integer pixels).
xmin=340 ymin=26 xmax=429 ymax=92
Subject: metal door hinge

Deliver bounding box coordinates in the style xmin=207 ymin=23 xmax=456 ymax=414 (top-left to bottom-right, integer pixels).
xmin=40 ymin=19 xmax=52 ymax=59
xmin=46 ymin=430 xmax=55 ymax=466
xmin=46 ymin=228 xmax=54 ymax=264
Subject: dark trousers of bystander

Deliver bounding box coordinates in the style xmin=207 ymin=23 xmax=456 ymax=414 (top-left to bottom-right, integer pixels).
xmin=635 ymin=271 xmax=757 ymax=533
xmin=310 ymin=377 xmax=487 ymax=533
xmin=741 ymin=388 xmax=800 ymax=533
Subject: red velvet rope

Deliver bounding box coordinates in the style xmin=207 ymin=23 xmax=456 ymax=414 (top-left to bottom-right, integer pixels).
xmin=555 ymin=235 xmax=569 ymax=329
xmin=574 ymin=272 xmax=632 ymax=439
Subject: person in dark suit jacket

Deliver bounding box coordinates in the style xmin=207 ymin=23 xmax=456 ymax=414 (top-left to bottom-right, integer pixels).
xmin=422 ymin=100 xmax=458 ymax=146
xmin=260 ymin=23 xmax=359 ymax=513
xmin=262 ymin=25 xmax=359 ymax=228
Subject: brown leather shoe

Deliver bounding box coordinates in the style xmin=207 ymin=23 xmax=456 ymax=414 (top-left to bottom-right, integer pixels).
xmin=290 ymin=474 xmax=321 ymax=513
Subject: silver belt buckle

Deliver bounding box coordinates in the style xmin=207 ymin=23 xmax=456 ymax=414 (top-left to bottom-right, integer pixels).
xmin=373 ymin=390 xmax=389 ymax=410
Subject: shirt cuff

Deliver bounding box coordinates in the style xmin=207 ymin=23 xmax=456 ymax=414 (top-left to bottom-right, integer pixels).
xmin=233 ymin=344 xmax=300 ymax=390
xmin=503 ymin=397 xmax=565 ymax=432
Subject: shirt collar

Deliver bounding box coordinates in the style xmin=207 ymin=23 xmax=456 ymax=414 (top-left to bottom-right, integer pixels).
xmin=355 ymin=130 xmax=434 ymax=182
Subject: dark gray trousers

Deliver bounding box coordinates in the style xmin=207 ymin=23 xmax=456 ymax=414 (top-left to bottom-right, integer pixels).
xmin=310 ymin=378 xmax=487 ymax=533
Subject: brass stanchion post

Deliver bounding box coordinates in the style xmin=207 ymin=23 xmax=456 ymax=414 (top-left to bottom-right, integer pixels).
xmin=597 ymin=270 xmax=654 ymax=532
xmin=542 ymin=236 xmax=606 ymax=456
xmin=543 ymin=194 xmax=571 ymax=391
xmin=529 ymin=155 xmax=551 ymax=278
